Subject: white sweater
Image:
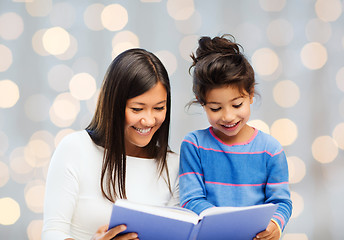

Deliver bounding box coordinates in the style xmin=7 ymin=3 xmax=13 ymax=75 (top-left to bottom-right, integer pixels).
xmin=42 ymin=130 xmax=179 ymax=240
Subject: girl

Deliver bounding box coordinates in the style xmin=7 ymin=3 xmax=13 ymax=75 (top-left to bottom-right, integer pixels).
xmin=179 ymin=35 xmax=292 ymax=240
xmin=42 ymin=48 xmax=179 ymax=240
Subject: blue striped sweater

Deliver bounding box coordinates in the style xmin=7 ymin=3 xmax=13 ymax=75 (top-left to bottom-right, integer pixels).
xmin=179 ymin=127 xmax=292 ymax=232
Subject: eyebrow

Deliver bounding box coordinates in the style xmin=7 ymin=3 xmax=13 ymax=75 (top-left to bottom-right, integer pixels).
xmin=129 ymin=100 xmax=167 ymax=106
xmin=206 ymin=96 xmax=244 ymax=104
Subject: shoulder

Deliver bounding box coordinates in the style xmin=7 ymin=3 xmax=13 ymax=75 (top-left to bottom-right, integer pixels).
xmin=166 ymin=151 xmax=179 ymax=171
xmin=57 ymin=130 xmax=93 ymax=150
xmin=183 ymin=127 xmax=211 ymax=144
xmin=254 ymin=130 xmax=284 ymax=155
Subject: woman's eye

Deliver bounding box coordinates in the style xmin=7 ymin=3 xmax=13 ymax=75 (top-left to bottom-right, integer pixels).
xmin=154 ymin=106 xmax=165 ymax=111
xmin=131 ymin=108 xmax=142 ymax=112
xmin=233 ymin=103 xmax=243 ymax=108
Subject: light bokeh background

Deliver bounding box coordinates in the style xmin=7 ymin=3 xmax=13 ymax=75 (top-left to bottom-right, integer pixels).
xmin=0 ymin=0 xmax=344 ymax=239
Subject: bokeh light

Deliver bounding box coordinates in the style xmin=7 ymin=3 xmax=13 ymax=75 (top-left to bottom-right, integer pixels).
xmin=251 ymin=48 xmax=279 ymax=76
xmin=54 ymin=34 xmax=78 ymax=60
xmin=25 ymin=0 xmax=52 ymax=17
xmin=267 ymin=19 xmax=293 ymax=46
xmin=312 ymin=136 xmax=338 ymax=163
xmin=155 ymin=50 xmax=178 ymax=76
xmin=179 ymin=34 xmax=199 ymax=62
xmin=282 ymin=234 xmax=308 ymax=240
xmin=42 ymin=27 xmax=71 ymax=55
xmin=167 ymin=0 xmax=195 ymax=20
xmin=0 ymin=44 xmax=13 ymax=72
xmin=111 ymin=31 xmax=140 ymax=58
xmin=332 ymin=123 xmax=344 ymax=150
xmin=247 ymin=119 xmax=270 ymax=134
xmin=32 ymin=29 xmax=50 ymax=56
xmin=101 ymin=4 xmax=128 ymax=31
xmin=270 ymin=118 xmax=298 ymax=146
xmin=0 ymin=80 xmax=20 ymax=108
xmin=287 ymin=156 xmax=306 ymax=184
xmin=259 ymin=0 xmax=286 ymax=12
xmin=315 ymin=0 xmax=342 ymax=22
xmin=27 ymin=220 xmax=43 ymax=240
xmin=290 ymin=191 xmax=304 ymax=218
xmin=175 ymin=10 xmax=202 ymax=34
xmin=0 ymin=131 xmax=9 ymax=155
xmin=0 ymin=197 xmax=21 ymax=225
xmin=0 ymin=161 xmax=10 ymax=187
xmin=305 ymin=18 xmax=332 ymax=43
xmin=84 ymin=3 xmax=105 ymax=31
xmin=273 ymin=80 xmax=300 ymax=108
xmin=0 ymin=12 xmax=24 ymax=40
xmin=336 ymin=67 xmax=344 ymax=93
xmin=69 ymin=73 xmax=97 ymax=100
xmin=24 ymin=181 xmax=45 ymax=213
xmin=49 ymin=92 xmax=80 ymax=127
xmin=300 ymin=42 xmax=327 ymax=70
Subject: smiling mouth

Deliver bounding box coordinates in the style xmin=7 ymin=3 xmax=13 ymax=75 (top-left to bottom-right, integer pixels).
xmin=132 ymin=126 xmax=152 ymax=134
xmin=221 ymin=121 xmax=239 ymax=129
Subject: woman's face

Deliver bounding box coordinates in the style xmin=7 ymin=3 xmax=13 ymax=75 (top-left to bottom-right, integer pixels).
xmin=124 ymin=81 xmax=167 ymax=157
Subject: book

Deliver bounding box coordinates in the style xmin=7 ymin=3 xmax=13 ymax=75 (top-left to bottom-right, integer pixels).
xmin=108 ymin=199 xmax=278 ymax=240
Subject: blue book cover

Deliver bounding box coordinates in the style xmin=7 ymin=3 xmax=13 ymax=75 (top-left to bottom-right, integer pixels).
xmin=108 ymin=199 xmax=277 ymax=240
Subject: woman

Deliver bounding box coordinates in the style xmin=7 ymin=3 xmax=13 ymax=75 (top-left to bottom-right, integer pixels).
xmin=42 ymin=48 xmax=179 ymax=240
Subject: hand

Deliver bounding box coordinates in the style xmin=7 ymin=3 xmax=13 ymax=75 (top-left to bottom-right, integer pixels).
xmin=91 ymin=224 xmax=139 ymax=240
xmin=253 ymin=220 xmax=280 ymax=240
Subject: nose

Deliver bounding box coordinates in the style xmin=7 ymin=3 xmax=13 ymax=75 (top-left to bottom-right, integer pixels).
xmin=140 ymin=111 xmax=156 ymax=127
xmin=222 ymin=109 xmax=235 ymax=122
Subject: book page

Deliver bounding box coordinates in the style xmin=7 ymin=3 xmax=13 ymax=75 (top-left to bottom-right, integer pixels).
xmin=199 ymin=204 xmax=273 ymax=218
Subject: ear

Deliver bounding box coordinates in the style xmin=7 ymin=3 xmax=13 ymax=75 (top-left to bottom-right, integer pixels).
xmin=249 ymin=88 xmax=255 ymax=104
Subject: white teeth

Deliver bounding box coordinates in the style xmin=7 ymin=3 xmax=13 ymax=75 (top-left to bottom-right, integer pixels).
xmin=135 ymin=127 xmax=151 ymax=134
xmin=224 ymin=123 xmax=237 ymax=127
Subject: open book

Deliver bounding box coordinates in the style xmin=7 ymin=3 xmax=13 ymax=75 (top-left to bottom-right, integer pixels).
xmin=108 ymin=199 xmax=278 ymax=240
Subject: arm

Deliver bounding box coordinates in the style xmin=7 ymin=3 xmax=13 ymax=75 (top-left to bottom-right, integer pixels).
xmin=179 ymin=136 xmax=215 ymax=214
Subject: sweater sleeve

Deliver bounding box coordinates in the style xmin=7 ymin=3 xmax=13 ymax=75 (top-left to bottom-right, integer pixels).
xmin=265 ymin=149 xmax=293 ymax=232
xmin=42 ymin=135 xmax=80 ymax=240
xmin=179 ymin=135 xmax=215 ymax=215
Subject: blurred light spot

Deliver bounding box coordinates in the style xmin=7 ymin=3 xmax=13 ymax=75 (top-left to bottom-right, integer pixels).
xmin=332 ymin=123 xmax=344 ymax=150
xmin=247 ymin=119 xmax=270 ymax=134
xmin=55 ymin=34 xmax=78 ymax=60
xmin=141 ymin=0 xmax=161 ymax=2
xmin=48 ymin=64 xmax=73 ymax=92
xmin=290 ymin=191 xmax=304 ymax=218
xmin=312 ymin=136 xmax=338 ymax=163
xmin=10 ymin=147 xmax=33 ymax=174
xmin=54 ymin=129 xmax=75 ymax=147
xmin=101 ymin=4 xmax=128 ymax=31
xmin=24 ymin=181 xmax=45 ymax=213
xmin=112 ymin=31 xmax=140 ymax=58
xmin=26 ymin=0 xmax=52 ymax=17
xmin=155 ymin=50 xmax=177 ymax=76
xmin=300 ymin=42 xmax=327 ymax=70
xmin=0 ymin=161 xmax=9 ymax=187
xmin=0 ymin=45 xmax=13 ymax=72
xmin=25 ymin=139 xmax=51 ymax=168
xmin=336 ymin=67 xmax=344 ymax=92
xmin=72 ymin=57 xmax=99 ymax=79
xmin=25 ymin=94 xmax=51 ymax=122
xmin=167 ymin=0 xmax=194 ymax=20
xmin=252 ymin=48 xmax=279 ymax=76
xmin=49 ymin=92 xmax=80 ymax=127
xmin=0 ymin=12 xmax=24 ymax=40
xmin=267 ymin=19 xmax=293 ymax=46
xmin=179 ymin=34 xmax=199 ymax=62
xmin=287 ymin=156 xmax=306 ymax=184
xmin=234 ymin=23 xmax=263 ymax=52
xmin=42 ymin=27 xmax=70 ymax=55
xmin=340 ymin=98 xmax=344 ymax=118
xmin=273 ymin=80 xmax=300 ymax=108
xmin=69 ymin=73 xmax=97 ymax=100
xmin=282 ymin=233 xmax=308 ymax=240
xmin=86 ymin=89 xmax=99 ymax=115
xmin=32 ymin=29 xmax=49 ymax=56
xmin=50 ymin=2 xmax=75 ymax=29
xmin=315 ymin=0 xmax=342 ymax=22
xmin=306 ymin=18 xmax=332 ymax=43
xmin=84 ymin=3 xmax=104 ymax=31
xmin=175 ymin=10 xmax=201 ymax=34
xmin=270 ymin=118 xmax=298 ymax=146
xmin=27 ymin=220 xmax=43 ymax=240
xmin=0 ymin=198 xmax=20 ymax=225
xmin=259 ymin=0 xmax=286 ymax=12
xmin=0 ymin=131 xmax=9 ymax=155
xmin=0 ymin=80 xmax=20 ymax=108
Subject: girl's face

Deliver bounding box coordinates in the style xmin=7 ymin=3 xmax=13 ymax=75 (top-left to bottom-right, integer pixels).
xmin=203 ymin=85 xmax=254 ymax=145
xmin=125 ymin=81 xmax=167 ymax=157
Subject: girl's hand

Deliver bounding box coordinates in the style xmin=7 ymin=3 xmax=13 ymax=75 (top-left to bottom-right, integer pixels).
xmin=91 ymin=224 xmax=139 ymax=240
xmin=253 ymin=220 xmax=280 ymax=240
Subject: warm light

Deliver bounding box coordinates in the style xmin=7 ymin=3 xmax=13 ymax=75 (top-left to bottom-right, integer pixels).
xmin=0 ymin=161 xmax=9 ymax=187
xmin=273 ymin=80 xmax=300 ymax=108
xmin=84 ymin=3 xmax=105 ymax=31
xmin=336 ymin=67 xmax=344 ymax=93
xmin=282 ymin=233 xmax=308 ymax=240
xmin=49 ymin=92 xmax=80 ymax=127
xmin=167 ymin=0 xmax=195 ymax=20
xmin=247 ymin=119 xmax=270 ymax=134
xmin=0 ymin=80 xmax=20 ymax=108
xmin=300 ymin=42 xmax=327 ymax=70
xmin=111 ymin=31 xmax=140 ymax=58
xmin=155 ymin=50 xmax=178 ymax=76
xmin=55 ymin=34 xmax=78 ymax=60
xmin=101 ymin=4 xmax=128 ymax=31
xmin=0 ymin=12 xmax=24 ymax=40
xmin=42 ymin=27 xmax=71 ymax=55
xmin=312 ymin=136 xmax=338 ymax=163
xmin=25 ymin=139 xmax=51 ymax=167
xmin=267 ymin=19 xmax=293 ymax=46
xmin=0 ymin=45 xmax=13 ymax=72
xmin=24 ymin=181 xmax=45 ymax=213
xmin=54 ymin=129 xmax=75 ymax=147
xmin=252 ymin=48 xmax=279 ymax=76
xmin=31 ymin=29 xmax=49 ymax=56
xmin=27 ymin=220 xmax=43 ymax=240
xmin=290 ymin=191 xmax=304 ymax=218
xmin=179 ymin=34 xmax=199 ymax=62
xmin=270 ymin=118 xmax=298 ymax=146
xmin=0 ymin=198 xmax=20 ymax=225
xmin=175 ymin=10 xmax=201 ymax=34
xmin=287 ymin=156 xmax=306 ymax=184
xmin=259 ymin=0 xmax=286 ymax=12
xmin=315 ymin=0 xmax=342 ymax=22
xmin=25 ymin=0 xmax=52 ymax=17
xmin=69 ymin=73 xmax=97 ymax=100
xmin=332 ymin=123 xmax=344 ymax=150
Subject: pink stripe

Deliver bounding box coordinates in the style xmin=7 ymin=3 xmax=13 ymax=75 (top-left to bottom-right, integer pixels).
xmin=181 ymin=200 xmax=190 ymax=208
xmin=183 ymin=139 xmax=282 ymax=157
xmin=209 ymin=127 xmax=258 ymax=146
xmin=179 ymin=172 xmax=204 ymax=177
xmin=273 ymin=214 xmax=285 ymax=228
xmin=204 ymin=181 xmax=288 ymax=186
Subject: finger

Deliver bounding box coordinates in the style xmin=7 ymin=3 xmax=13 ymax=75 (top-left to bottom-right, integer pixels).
xmin=105 ymin=225 xmax=127 ymax=238
xmin=114 ymin=232 xmax=138 ymax=240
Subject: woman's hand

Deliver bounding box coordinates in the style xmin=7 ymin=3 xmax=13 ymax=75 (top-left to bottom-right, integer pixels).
xmin=253 ymin=220 xmax=281 ymax=240
xmin=91 ymin=224 xmax=139 ymax=240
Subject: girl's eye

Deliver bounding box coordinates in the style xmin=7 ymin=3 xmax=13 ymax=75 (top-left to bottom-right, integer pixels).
xmin=154 ymin=106 xmax=165 ymax=111
xmin=233 ymin=103 xmax=243 ymax=108
xmin=210 ymin=107 xmax=221 ymax=112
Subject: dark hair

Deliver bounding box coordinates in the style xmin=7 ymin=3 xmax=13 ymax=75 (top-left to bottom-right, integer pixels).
xmin=189 ymin=34 xmax=256 ymax=105
xmin=86 ymin=48 xmax=171 ymax=202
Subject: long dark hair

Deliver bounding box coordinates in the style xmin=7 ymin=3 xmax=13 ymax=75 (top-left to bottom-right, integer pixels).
xmin=86 ymin=48 xmax=171 ymax=202
xmin=189 ymin=34 xmax=256 ymax=105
